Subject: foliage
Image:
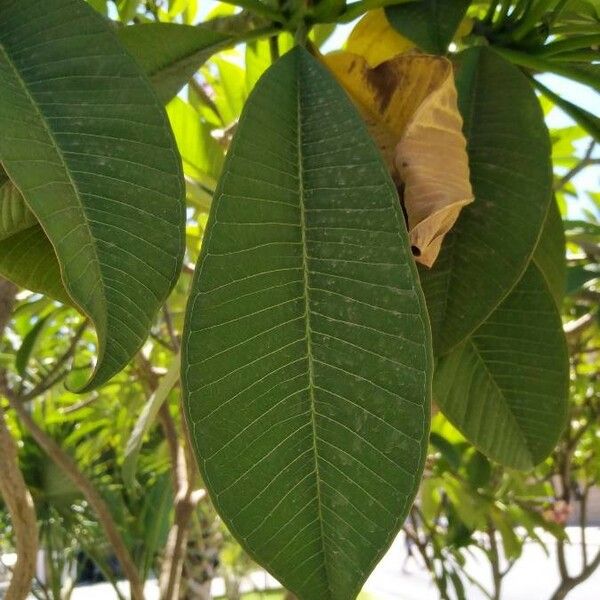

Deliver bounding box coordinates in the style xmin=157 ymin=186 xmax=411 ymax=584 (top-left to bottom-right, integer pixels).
xmin=0 ymin=1 xmax=598 ymax=599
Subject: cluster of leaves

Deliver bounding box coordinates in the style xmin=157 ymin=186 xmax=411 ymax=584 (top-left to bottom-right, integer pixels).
xmin=0 ymin=0 xmax=599 ymax=599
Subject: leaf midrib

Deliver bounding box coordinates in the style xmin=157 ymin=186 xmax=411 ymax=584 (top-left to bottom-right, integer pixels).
xmin=295 ymin=65 xmax=332 ymax=596
xmin=0 ymin=41 xmax=106 ymax=326
xmin=468 ymin=338 xmax=534 ymax=467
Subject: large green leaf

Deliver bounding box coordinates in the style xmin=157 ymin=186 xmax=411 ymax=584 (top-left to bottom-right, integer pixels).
xmin=0 ymin=168 xmax=37 ymax=240
xmin=385 ymin=0 xmax=471 ymax=54
xmin=434 ymin=263 xmax=568 ymax=470
xmin=420 ymin=47 xmax=553 ymax=355
xmin=182 ymin=47 xmax=432 ymax=600
xmin=0 ymin=22 xmax=219 ymax=305
xmin=0 ymin=0 xmax=185 ymax=391
xmin=118 ymin=23 xmax=231 ymax=104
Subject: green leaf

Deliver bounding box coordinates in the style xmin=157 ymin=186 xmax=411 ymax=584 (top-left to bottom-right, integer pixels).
xmin=182 ymin=47 xmax=432 ymax=600
xmin=118 ymin=23 xmax=231 ymax=104
xmin=0 ymin=168 xmax=37 ymax=240
xmin=122 ymin=355 xmax=180 ymax=488
xmin=464 ymin=450 xmax=491 ymax=489
xmin=16 ymin=312 xmax=55 ymax=377
xmin=434 ymin=263 xmax=568 ymax=470
xmin=385 ymin=0 xmax=471 ymax=54
xmin=245 ymin=38 xmax=272 ymax=94
xmin=167 ymin=97 xmax=224 ymax=185
xmin=0 ymin=227 xmax=71 ymax=305
xmin=494 ymin=47 xmax=600 ymax=91
xmin=0 ymin=0 xmax=185 ymax=391
xmin=533 ymin=77 xmax=600 ymax=143
xmin=566 ymin=265 xmax=599 ymax=294
xmin=139 ymin=473 xmax=173 ymax=579
xmin=419 ymin=47 xmax=552 ymax=355
xmin=87 ymin=0 xmax=108 ymax=15
xmin=533 ymin=199 xmax=566 ymax=307
xmin=491 ymin=507 xmax=523 ymax=560
xmin=429 ymin=431 xmax=461 ymax=472
xmin=117 ymin=0 xmax=140 ymax=21
xmin=211 ymin=56 xmax=248 ymax=124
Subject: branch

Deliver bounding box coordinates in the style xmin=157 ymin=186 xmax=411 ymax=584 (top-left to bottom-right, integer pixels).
xmin=1 ymin=384 xmax=144 ymax=600
xmin=0 ymin=278 xmax=38 ymax=600
xmin=136 ymin=351 xmax=205 ymax=600
xmin=551 ymin=541 xmax=600 ymax=600
xmin=0 ymin=278 xmax=17 ymax=333
xmin=554 ymin=141 xmax=597 ymax=192
xmin=487 ymin=524 xmax=503 ymax=600
xmin=564 ymin=312 xmax=596 ymax=341
xmin=157 ymin=404 xmax=205 ymax=600
xmin=0 ymin=406 xmax=38 ymax=600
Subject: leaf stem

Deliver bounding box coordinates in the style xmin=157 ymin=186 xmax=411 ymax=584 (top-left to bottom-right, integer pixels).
xmin=494 ymin=46 xmax=599 ymax=89
xmin=269 ymin=34 xmax=280 ymax=62
xmin=532 ymin=78 xmax=600 ymax=142
xmin=535 ymin=33 xmax=600 ymax=56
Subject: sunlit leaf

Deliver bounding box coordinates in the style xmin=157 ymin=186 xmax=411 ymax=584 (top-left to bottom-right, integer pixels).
xmin=16 ymin=313 xmax=55 ymax=378
xmin=0 ymin=0 xmax=185 ymax=391
xmin=182 ymin=47 xmax=432 ymax=600
xmin=167 ymin=97 xmax=224 ymax=185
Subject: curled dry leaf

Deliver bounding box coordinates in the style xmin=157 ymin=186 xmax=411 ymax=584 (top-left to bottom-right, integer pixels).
xmin=324 ymin=51 xmax=473 ymax=267
xmin=346 ymin=9 xmax=414 ymax=67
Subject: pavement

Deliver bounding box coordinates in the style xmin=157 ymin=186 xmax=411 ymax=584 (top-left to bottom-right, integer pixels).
xmin=3 ymin=527 xmax=599 ymax=599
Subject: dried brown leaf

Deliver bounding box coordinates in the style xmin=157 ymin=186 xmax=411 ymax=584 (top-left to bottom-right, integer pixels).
xmin=324 ymin=52 xmax=473 ymax=266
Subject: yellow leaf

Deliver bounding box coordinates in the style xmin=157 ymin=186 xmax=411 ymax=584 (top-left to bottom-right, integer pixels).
xmin=346 ymin=9 xmax=414 ymax=67
xmin=324 ymin=51 xmax=473 ymax=267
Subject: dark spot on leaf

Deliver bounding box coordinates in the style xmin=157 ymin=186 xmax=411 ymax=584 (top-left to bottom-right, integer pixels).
xmin=411 ymin=245 xmax=421 ymax=257
xmin=365 ymin=61 xmax=402 ymax=114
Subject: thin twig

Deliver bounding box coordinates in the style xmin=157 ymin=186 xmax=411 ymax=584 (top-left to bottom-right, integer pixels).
xmin=554 ymin=140 xmax=597 ymax=192
xmin=21 ymin=320 xmax=88 ymax=401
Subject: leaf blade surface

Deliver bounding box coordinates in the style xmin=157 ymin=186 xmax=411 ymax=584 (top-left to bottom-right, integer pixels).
xmin=183 ymin=47 xmax=432 ymax=600
xmin=0 ymin=0 xmax=185 ymax=390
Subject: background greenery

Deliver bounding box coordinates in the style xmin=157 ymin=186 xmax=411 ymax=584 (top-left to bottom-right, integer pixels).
xmin=0 ymin=1 xmax=599 ymax=599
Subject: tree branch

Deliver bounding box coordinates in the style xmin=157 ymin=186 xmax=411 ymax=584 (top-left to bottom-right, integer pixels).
xmin=0 ymin=383 xmax=144 ymax=600
xmin=554 ymin=140 xmax=597 ymax=192
xmin=0 ymin=278 xmax=38 ymax=600
xmin=136 ymin=351 xmax=206 ymax=600
xmin=0 ymin=405 xmax=38 ymax=600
